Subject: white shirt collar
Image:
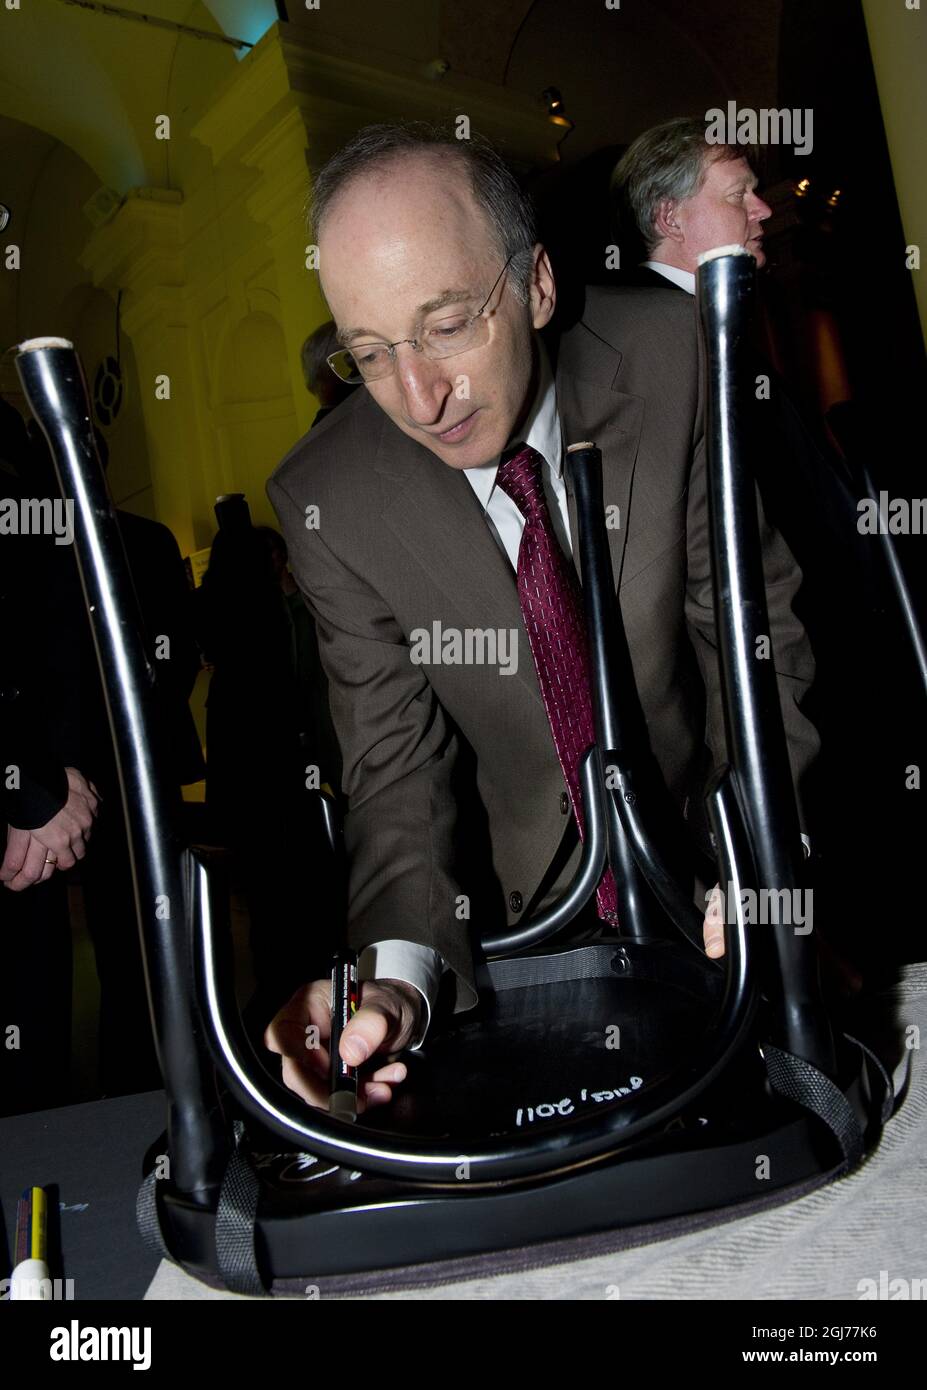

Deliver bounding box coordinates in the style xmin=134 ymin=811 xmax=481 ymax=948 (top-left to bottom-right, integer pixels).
xmin=463 ymin=341 xmax=561 ymax=509
xmin=643 ymin=260 xmax=696 ymax=296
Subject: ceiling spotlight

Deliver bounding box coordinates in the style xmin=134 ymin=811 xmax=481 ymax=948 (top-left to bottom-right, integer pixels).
xmin=542 ymin=87 xmax=573 ymax=130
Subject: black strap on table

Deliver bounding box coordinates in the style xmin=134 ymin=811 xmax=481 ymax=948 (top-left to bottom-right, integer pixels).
xmin=136 ymin=1166 xmax=169 ymax=1261
xmin=136 ymin=1119 xmax=269 ymax=1296
xmin=214 ymin=1119 xmax=267 ymax=1295
xmin=762 ymin=1039 xmax=876 ymax=1171
xmin=844 ymin=1032 xmax=900 ymax=1126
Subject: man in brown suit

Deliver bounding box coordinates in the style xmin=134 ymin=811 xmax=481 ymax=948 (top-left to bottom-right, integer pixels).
xmin=265 ymin=124 xmax=818 ymax=1113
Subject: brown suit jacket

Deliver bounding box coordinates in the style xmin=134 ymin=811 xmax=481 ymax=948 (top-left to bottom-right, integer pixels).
xmin=268 ymin=285 xmax=819 ymax=1013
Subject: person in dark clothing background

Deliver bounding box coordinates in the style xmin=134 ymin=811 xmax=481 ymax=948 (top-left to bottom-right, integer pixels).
xmin=198 ymin=509 xmax=340 ymax=1043
xmin=257 ymin=525 xmax=342 ymax=797
xmin=0 ymin=400 xmax=100 ymax=880
xmin=300 ymin=320 xmax=354 ymax=429
xmin=72 ymin=428 xmax=205 ymax=1096
xmin=0 ymin=399 xmax=99 ymax=1113
xmin=2 ymin=402 xmax=204 ymax=1105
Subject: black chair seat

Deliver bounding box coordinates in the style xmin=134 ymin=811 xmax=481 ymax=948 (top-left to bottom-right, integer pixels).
xmin=381 ymin=942 xmax=726 ymax=1138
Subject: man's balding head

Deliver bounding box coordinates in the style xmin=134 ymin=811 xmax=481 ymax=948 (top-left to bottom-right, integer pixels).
xmin=311 ymin=124 xmax=555 ymax=471
xmin=311 ymin=124 xmax=537 ymax=304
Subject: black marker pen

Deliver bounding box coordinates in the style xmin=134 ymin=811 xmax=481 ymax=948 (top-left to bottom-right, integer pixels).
xmin=329 ymin=948 xmax=359 ymax=1120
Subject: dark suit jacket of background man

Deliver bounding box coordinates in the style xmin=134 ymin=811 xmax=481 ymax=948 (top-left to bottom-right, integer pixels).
xmin=612 ymin=264 xmax=869 ymax=591
xmin=268 ymin=284 xmax=819 ymax=1016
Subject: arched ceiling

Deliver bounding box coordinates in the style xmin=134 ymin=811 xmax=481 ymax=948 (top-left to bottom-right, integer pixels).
xmin=277 ymin=0 xmax=785 ymax=163
xmin=0 ymin=0 xmax=243 ymax=192
xmin=0 ymin=1 xmax=785 ymax=199
xmin=434 ymin=0 xmax=782 ymax=156
xmin=276 ymin=0 xmax=782 ymax=132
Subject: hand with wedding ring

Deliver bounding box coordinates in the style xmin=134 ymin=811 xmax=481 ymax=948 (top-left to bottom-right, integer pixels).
xmin=1 ymin=766 xmax=100 ymax=892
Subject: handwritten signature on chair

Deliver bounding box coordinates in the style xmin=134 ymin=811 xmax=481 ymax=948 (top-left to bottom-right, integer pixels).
xmin=515 ymin=1077 xmax=644 ymax=1126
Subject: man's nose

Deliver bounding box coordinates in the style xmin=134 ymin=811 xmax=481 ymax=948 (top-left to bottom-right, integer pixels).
xmin=395 ymin=348 xmax=453 ymax=422
xmin=749 ymin=191 xmax=773 ymax=222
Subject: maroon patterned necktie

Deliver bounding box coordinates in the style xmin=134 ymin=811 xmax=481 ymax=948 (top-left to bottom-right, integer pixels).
xmin=496 ymin=444 xmax=619 ymax=925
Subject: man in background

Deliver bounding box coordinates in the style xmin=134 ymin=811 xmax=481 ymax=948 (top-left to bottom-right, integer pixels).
xmin=610 ymin=117 xmax=883 ymax=985
xmin=300 ymin=320 xmax=354 ymax=428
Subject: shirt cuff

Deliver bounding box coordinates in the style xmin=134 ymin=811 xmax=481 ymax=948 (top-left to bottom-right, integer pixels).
xmin=356 ymin=940 xmax=445 ymax=1051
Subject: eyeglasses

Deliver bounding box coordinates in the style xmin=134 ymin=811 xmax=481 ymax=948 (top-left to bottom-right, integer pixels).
xmin=327 ymin=254 xmax=514 ymax=385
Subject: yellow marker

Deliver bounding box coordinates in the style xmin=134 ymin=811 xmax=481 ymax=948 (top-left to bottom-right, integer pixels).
xmin=11 ymin=1186 xmax=51 ymax=1300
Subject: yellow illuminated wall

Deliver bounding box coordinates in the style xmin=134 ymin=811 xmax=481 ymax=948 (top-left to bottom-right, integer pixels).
xmin=861 ymin=0 xmax=926 ymax=347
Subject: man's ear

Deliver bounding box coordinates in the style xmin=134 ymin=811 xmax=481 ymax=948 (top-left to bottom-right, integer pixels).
xmin=653 ymin=199 xmax=684 ymax=246
xmin=529 ymin=244 xmax=556 ymax=330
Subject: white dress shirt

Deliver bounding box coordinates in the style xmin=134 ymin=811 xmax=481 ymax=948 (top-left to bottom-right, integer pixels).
xmin=642 ymin=260 xmax=696 ymax=295
xmin=461 ymin=342 xmax=570 ymax=567
xmin=359 ymin=347 xmax=566 ymax=1048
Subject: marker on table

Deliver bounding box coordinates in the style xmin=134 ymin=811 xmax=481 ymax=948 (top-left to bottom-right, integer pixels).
xmin=11 ymin=1186 xmax=50 ymax=1300
xmin=329 ymin=948 xmax=359 ymax=1121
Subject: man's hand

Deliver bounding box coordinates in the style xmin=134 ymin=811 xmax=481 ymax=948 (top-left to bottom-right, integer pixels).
xmin=0 ymin=767 xmax=100 ymax=891
xmin=264 ymin=977 xmax=420 ymax=1112
xmin=703 ymin=883 xmax=726 ymax=959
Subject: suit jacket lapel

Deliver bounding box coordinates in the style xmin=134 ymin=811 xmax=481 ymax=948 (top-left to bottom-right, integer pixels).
xmin=555 ymin=321 xmax=644 ymax=592
xmin=375 ymin=406 xmax=546 ymax=711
